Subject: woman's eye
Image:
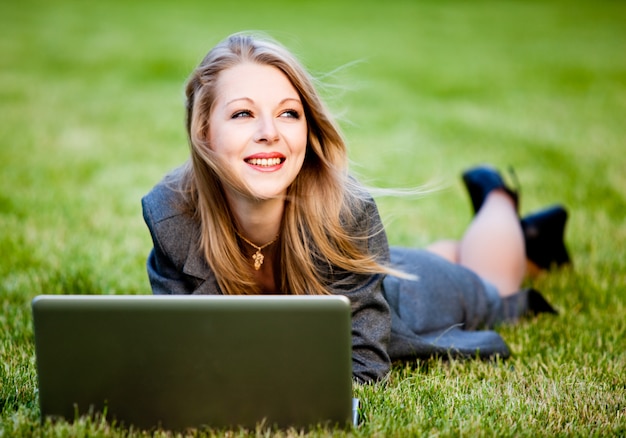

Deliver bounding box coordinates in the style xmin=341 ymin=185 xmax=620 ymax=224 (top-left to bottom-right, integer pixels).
xmin=280 ymin=110 xmax=300 ymax=119
xmin=231 ymin=110 xmax=252 ymax=119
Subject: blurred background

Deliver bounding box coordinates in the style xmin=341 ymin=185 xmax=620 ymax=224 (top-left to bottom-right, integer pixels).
xmin=1 ymin=1 xmax=625 ymax=434
xmin=1 ymin=0 xmax=624 ymax=295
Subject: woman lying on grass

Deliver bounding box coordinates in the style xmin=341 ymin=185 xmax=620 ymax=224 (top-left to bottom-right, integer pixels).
xmin=142 ymin=32 xmax=570 ymax=383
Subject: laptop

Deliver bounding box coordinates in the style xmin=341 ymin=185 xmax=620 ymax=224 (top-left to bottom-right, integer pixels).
xmin=32 ymin=294 xmax=356 ymax=431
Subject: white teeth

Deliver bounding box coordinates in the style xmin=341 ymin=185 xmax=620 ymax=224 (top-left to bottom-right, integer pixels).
xmin=247 ymin=158 xmax=282 ymax=167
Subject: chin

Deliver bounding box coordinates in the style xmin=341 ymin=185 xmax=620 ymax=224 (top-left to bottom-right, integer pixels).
xmin=246 ymin=186 xmax=289 ymax=200
xmin=245 ymin=178 xmax=294 ymax=200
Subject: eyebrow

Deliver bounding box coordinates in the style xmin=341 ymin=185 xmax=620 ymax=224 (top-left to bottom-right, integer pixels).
xmin=225 ymin=97 xmax=303 ymax=106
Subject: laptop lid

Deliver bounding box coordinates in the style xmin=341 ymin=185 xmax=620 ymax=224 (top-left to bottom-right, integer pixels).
xmin=32 ymin=294 xmax=353 ymax=431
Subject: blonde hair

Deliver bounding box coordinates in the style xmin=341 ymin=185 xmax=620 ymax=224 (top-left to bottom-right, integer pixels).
xmin=179 ymin=32 xmax=394 ymax=295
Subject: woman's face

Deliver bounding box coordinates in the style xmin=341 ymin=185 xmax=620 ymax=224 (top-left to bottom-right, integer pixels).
xmin=208 ymin=62 xmax=308 ymax=200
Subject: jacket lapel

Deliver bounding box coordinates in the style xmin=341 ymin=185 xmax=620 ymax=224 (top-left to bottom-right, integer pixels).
xmin=182 ymin=245 xmax=209 ymax=280
xmin=181 ymin=235 xmax=222 ymax=294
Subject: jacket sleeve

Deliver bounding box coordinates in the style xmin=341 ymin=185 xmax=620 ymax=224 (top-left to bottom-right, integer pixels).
xmin=141 ymin=185 xmax=206 ymax=295
xmin=328 ymin=198 xmax=392 ymax=384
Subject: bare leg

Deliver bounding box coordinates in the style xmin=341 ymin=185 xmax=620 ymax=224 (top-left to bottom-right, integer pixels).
xmin=458 ymin=190 xmax=526 ymax=297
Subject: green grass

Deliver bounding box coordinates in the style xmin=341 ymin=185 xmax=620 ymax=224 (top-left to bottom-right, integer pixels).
xmin=1 ymin=0 xmax=625 ymax=436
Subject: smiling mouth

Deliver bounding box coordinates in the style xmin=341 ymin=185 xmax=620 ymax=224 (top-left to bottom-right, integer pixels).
xmin=245 ymin=157 xmax=285 ymax=167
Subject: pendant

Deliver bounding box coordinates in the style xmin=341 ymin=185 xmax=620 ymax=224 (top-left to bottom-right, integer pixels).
xmin=252 ymin=250 xmax=264 ymax=270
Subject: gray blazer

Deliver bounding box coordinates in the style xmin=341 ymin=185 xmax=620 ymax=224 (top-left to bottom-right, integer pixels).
xmin=142 ymin=175 xmax=511 ymax=383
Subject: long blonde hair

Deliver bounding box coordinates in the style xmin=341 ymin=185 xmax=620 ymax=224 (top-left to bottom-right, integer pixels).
xmin=179 ymin=32 xmax=394 ymax=295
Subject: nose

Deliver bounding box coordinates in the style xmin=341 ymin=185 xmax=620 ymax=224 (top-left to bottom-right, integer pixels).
xmin=254 ymin=116 xmax=279 ymax=144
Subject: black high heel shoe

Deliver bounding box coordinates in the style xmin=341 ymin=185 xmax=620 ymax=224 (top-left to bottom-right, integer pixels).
xmin=521 ymin=205 xmax=571 ymax=270
xmin=462 ymin=165 xmax=519 ymax=214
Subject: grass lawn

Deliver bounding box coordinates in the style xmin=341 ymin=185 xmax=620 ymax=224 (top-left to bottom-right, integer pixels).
xmin=1 ymin=0 xmax=625 ymax=436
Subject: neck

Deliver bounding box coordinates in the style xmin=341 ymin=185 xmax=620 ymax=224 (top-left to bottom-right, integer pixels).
xmin=225 ymin=192 xmax=285 ymax=245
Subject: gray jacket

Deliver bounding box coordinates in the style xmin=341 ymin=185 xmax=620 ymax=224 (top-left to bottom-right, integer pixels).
xmin=142 ymin=177 xmax=511 ymax=383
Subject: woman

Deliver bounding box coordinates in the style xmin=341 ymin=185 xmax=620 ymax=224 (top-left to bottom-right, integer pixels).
xmin=142 ymin=33 xmax=570 ymax=383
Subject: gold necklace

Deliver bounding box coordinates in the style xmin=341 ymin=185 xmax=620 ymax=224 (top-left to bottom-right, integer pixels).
xmin=235 ymin=231 xmax=278 ymax=271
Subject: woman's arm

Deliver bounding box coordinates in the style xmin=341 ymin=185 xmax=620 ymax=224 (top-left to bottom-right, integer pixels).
xmin=345 ymin=272 xmax=392 ymax=383
xmin=141 ymin=183 xmax=208 ymax=295
xmin=329 ymin=198 xmax=393 ymax=383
